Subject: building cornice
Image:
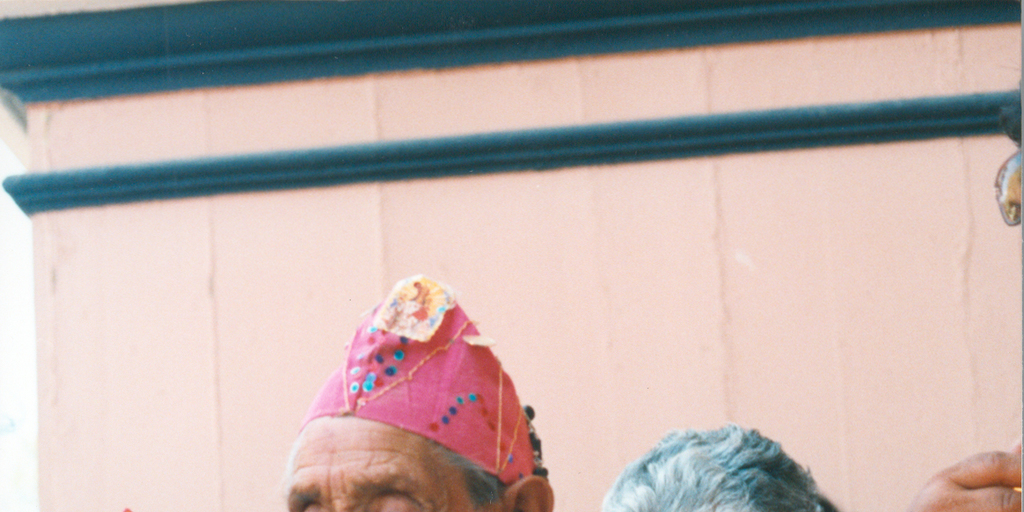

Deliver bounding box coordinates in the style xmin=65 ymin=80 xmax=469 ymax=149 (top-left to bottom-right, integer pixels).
xmin=0 ymin=0 xmax=1018 ymax=104
xmin=4 ymin=91 xmax=1017 ymax=215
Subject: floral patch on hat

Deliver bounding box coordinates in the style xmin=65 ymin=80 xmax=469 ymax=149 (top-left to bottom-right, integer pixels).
xmin=372 ymin=275 xmax=456 ymax=341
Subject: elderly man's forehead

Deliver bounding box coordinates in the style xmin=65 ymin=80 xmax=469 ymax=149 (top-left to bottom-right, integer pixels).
xmin=297 ymin=417 xmax=438 ymax=461
xmin=290 ymin=417 xmax=454 ymax=484
xmin=287 ymin=417 xmax=468 ymax=512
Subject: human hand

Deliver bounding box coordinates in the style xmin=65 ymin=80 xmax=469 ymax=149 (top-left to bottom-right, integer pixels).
xmin=906 ymin=443 xmax=1021 ymax=512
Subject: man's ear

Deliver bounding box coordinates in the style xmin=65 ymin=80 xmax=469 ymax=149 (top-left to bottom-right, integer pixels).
xmin=500 ymin=476 xmax=554 ymax=512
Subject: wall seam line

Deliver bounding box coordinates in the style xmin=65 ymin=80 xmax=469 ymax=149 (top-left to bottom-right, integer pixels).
xmin=371 ymin=77 xmax=390 ymax=295
xmin=704 ymin=48 xmax=735 ymax=422
xmin=208 ymin=200 xmax=226 ymax=512
xmin=41 ymin=214 xmax=58 ymax=512
xmin=957 ymin=135 xmax=980 ymax=449
xmin=954 ymin=29 xmax=981 ymax=449
xmin=198 ymin=82 xmax=226 ymax=512
xmin=587 ymin=166 xmax=619 ymax=460
xmin=376 ymin=182 xmax=389 ymax=297
xmin=711 ymin=162 xmax=735 ymax=423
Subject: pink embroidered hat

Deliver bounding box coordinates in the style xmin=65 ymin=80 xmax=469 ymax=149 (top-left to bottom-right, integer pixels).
xmin=302 ymin=275 xmax=543 ymax=484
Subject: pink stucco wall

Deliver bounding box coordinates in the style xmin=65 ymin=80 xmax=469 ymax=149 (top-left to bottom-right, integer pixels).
xmin=22 ymin=25 xmax=1022 ymax=512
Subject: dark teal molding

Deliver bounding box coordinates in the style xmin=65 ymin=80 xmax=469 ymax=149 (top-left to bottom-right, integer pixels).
xmin=4 ymin=91 xmax=1017 ymax=215
xmin=0 ymin=0 xmax=1018 ymax=104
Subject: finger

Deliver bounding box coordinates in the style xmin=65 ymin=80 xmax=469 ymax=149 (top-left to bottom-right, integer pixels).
xmin=959 ymin=487 xmax=1023 ymax=512
xmin=945 ymin=451 xmax=1022 ymax=490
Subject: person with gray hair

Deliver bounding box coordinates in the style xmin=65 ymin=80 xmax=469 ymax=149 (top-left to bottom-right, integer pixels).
xmin=603 ymin=424 xmax=1020 ymax=512
xmin=602 ymin=424 xmax=835 ymax=512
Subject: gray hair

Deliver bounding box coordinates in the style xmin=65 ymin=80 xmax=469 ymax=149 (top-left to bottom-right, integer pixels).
xmin=602 ymin=424 xmax=830 ymax=512
xmin=283 ymin=419 xmax=505 ymax=509
xmin=432 ymin=442 xmax=507 ymax=507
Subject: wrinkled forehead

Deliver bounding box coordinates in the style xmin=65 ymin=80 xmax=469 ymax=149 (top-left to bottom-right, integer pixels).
xmin=289 ymin=416 xmax=454 ymax=489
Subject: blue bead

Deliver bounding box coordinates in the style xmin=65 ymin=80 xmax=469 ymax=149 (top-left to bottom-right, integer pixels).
xmin=449 ymin=406 xmax=457 ymax=415
xmin=375 ymin=354 xmax=384 ymax=364
xmin=350 ymin=367 xmax=361 ymax=375
xmin=399 ymin=336 xmax=409 ymax=344
xmin=468 ymin=394 xmax=477 ymax=402
xmin=385 ymin=366 xmax=397 ymax=376
xmin=363 ymin=381 xmax=374 ymax=392
xmin=456 ymin=396 xmax=465 ymax=404
xmin=508 ymin=454 xmax=514 ymax=463
xmin=366 ymin=372 xmax=376 ymax=382
xmin=349 ymin=383 xmax=359 ymax=393
xmin=394 ymin=350 xmax=405 ymax=361
xmin=368 ymin=326 xmax=377 ymax=333
xmin=441 ymin=416 xmax=449 ymax=424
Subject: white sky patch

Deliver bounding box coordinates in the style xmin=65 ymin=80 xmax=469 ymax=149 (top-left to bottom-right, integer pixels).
xmin=0 ymin=139 xmax=38 ymax=512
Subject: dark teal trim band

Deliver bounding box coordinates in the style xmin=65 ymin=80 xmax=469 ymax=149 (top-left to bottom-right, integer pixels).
xmin=0 ymin=0 xmax=1018 ymax=103
xmin=4 ymin=91 xmax=1017 ymax=215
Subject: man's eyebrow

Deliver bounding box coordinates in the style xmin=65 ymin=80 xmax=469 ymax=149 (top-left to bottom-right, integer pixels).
xmin=286 ymin=470 xmax=429 ymax=511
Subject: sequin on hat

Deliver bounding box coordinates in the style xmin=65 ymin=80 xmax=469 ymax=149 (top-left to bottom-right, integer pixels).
xmin=301 ymin=275 xmax=536 ymax=484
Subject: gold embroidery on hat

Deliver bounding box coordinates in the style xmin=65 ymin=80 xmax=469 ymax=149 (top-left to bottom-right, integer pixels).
xmin=495 ymin=364 xmax=504 ymax=473
xmin=341 ymin=338 xmax=356 ymax=413
xmin=354 ymin=319 xmax=477 ymax=410
xmin=498 ymin=409 xmax=525 ymax=475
